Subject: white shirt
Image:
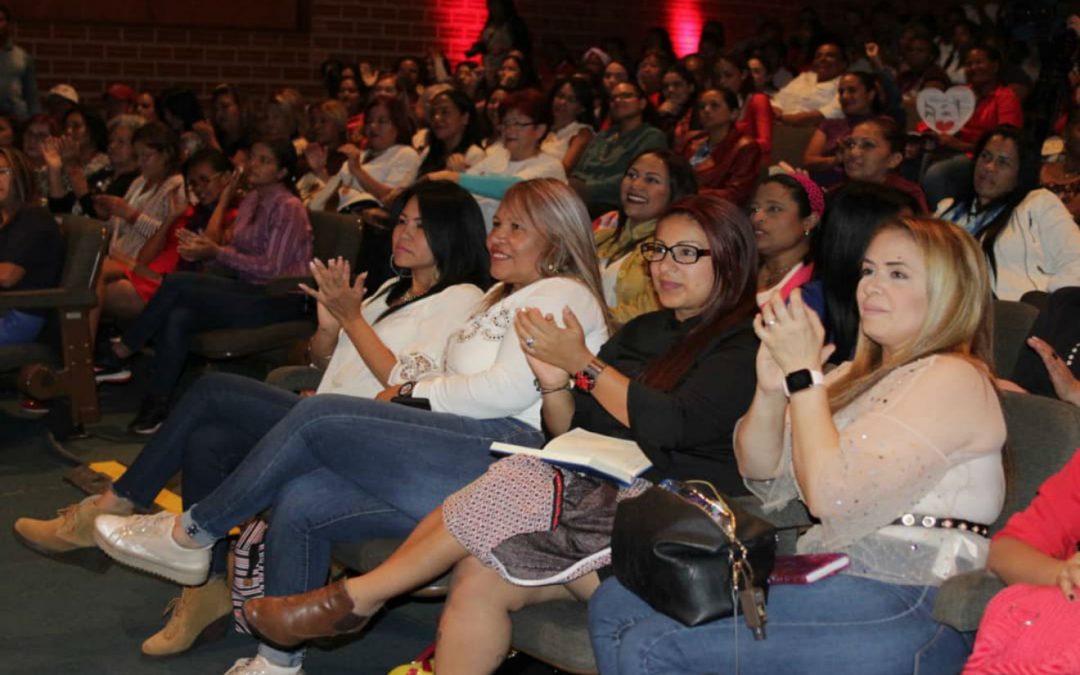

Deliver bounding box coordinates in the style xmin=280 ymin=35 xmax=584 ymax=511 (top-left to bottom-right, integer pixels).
xmin=465 ymin=151 xmax=568 ymax=230
xmin=412 ymin=278 xmax=609 ymax=429
xmin=109 ymin=173 xmax=187 ymax=260
xmin=772 ymin=71 xmax=843 ymax=119
xmin=317 ymin=280 xmax=485 ymax=398
xmin=541 ymin=122 xmax=592 ymax=162
xmin=936 ymin=189 xmax=1080 ymax=301
xmin=307 ymin=145 xmax=420 ymax=212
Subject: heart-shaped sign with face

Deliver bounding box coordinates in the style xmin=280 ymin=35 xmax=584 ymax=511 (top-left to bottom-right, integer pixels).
xmin=916 ymin=86 xmax=976 ymax=135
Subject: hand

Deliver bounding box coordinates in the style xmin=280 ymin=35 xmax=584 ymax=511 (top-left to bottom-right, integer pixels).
xmin=423 ymin=170 xmax=459 ymax=184
xmin=41 ymin=136 xmax=63 ymax=170
xmin=514 ymin=306 xmax=593 ymax=375
xmin=1027 ymin=336 xmax=1080 ymax=406
xmin=93 ymin=194 xmax=132 ymax=221
xmin=445 ymin=153 xmax=469 ymax=172
xmin=375 ymin=384 xmax=402 ymax=401
xmin=222 ymin=167 xmax=244 ymax=204
xmin=298 ymin=257 xmax=368 ymax=326
xmin=753 ymin=339 xmax=787 ymax=396
xmin=1068 ymin=14 xmax=1080 ymax=38
xmin=1057 ymin=552 xmax=1080 ymax=600
xmin=338 ymin=143 xmax=365 ymax=174
xmin=176 ymin=229 xmax=221 ymax=262
xmin=59 ymin=135 xmax=81 ymax=165
xmin=657 ymin=99 xmax=679 ymax=115
xmin=753 ymin=289 xmax=834 ymax=375
xmin=864 ymin=42 xmax=882 ymax=66
xmin=594 ymin=210 xmax=619 ymax=231
xmin=305 ymin=142 xmax=328 ymax=174
xmin=192 ymin=120 xmax=218 ymax=146
xmin=359 ymin=62 xmax=378 ymax=87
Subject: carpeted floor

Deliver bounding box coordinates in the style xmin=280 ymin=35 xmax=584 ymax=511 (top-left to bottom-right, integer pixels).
xmin=0 ymin=377 xmax=443 ymax=675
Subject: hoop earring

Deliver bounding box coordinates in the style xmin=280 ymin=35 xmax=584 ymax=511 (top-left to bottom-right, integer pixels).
xmin=389 ymin=253 xmax=411 ymax=279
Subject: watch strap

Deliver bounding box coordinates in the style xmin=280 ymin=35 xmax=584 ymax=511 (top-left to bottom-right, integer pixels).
xmin=782 ymin=369 xmax=824 ymax=397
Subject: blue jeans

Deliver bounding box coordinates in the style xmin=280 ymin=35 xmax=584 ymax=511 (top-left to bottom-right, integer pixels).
xmin=186 ymin=393 xmax=545 ymax=580
xmin=112 ymin=372 xmax=300 ymax=574
xmin=120 ymin=272 xmax=306 ymax=399
xmin=0 ymin=309 xmax=46 ymax=345
xmin=588 ymin=575 xmax=973 ymax=675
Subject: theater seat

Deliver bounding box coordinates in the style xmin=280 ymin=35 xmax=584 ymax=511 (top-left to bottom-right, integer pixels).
xmin=769 ymin=124 xmax=817 ymax=171
xmin=992 ymin=299 xmax=1038 ymax=379
xmin=0 ymin=215 xmax=108 ymax=429
xmin=190 ymin=210 xmax=363 ymax=362
xmin=933 ymin=391 xmax=1080 ymax=631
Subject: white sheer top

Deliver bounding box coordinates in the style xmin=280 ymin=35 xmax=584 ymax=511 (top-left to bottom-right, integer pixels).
xmin=746 ymin=355 xmax=1006 ymax=586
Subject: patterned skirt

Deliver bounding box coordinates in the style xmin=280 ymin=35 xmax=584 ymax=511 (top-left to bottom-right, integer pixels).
xmin=442 ymin=455 xmax=649 ymax=586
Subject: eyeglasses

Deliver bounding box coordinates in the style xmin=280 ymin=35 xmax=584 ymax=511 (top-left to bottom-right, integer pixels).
xmin=640 ymin=242 xmax=712 ymax=264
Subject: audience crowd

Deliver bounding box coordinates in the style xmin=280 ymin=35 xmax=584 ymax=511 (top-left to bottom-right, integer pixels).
xmin=5 ymin=1 xmax=1080 ymax=673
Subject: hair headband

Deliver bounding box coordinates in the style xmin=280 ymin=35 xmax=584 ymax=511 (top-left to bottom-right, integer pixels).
xmin=786 ymin=171 xmax=826 ymax=218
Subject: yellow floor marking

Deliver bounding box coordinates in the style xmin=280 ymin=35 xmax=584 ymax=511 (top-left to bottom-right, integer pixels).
xmin=89 ymin=460 xmax=240 ymax=535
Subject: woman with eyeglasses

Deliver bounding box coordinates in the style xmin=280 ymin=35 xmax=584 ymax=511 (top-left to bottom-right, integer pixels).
xmin=237 ymin=194 xmax=760 ymax=675
xmin=831 ymin=117 xmax=929 ymax=213
xmin=426 ymin=89 xmax=567 ymax=229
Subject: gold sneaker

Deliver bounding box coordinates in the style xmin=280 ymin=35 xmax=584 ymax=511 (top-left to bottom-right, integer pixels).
xmin=142 ymin=576 xmax=233 ymax=657
xmin=13 ymin=495 xmax=122 ymax=557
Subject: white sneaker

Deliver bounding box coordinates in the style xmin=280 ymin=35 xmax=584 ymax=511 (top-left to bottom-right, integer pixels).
xmin=93 ymin=512 xmax=212 ymax=586
xmin=224 ymin=655 xmax=304 ymax=674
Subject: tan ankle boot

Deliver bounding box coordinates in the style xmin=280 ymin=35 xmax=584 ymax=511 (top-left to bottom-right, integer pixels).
xmin=13 ymin=495 xmax=126 ymax=556
xmin=142 ymin=576 xmax=233 ymax=656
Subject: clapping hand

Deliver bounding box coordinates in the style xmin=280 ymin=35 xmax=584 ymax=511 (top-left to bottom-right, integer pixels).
xmin=753 ymin=289 xmax=835 ymax=385
xmin=514 ymin=306 xmax=592 ymax=376
xmin=176 ymin=229 xmax=221 ymax=261
xmin=93 ymin=194 xmax=134 ymax=221
xmin=1027 ymin=336 xmax=1080 ymax=407
xmin=299 ymin=257 xmax=368 ymax=326
xmin=41 ymin=136 xmax=63 ymax=170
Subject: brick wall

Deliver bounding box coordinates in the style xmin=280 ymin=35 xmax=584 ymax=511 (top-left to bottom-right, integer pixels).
xmin=17 ymin=0 xmax=802 ymax=104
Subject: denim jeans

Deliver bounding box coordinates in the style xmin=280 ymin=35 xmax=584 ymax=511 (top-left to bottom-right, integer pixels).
xmin=588 ymin=575 xmax=973 ymax=675
xmin=186 ymin=393 xmax=545 ymax=576
xmin=0 ymin=309 xmax=46 ymax=345
xmin=120 ymin=271 xmax=306 ymax=399
xmin=111 ymin=372 xmax=300 ymax=574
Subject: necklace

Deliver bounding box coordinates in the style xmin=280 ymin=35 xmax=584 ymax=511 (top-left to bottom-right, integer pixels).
xmin=391 ymin=288 xmax=428 ymax=307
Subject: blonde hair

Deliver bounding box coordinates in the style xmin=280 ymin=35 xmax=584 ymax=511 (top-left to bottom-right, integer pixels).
xmin=484 ymin=178 xmax=615 ymax=332
xmin=314 ymin=99 xmax=348 ymax=135
xmin=828 ymin=217 xmax=994 ymax=410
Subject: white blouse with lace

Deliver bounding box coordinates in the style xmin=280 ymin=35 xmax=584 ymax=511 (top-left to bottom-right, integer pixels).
xmin=746 ymin=354 xmax=1007 ymax=586
xmin=317 ymin=280 xmax=484 ymax=398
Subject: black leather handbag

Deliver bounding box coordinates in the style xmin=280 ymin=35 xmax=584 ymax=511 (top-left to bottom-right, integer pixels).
xmin=611 ymin=480 xmax=777 ymax=629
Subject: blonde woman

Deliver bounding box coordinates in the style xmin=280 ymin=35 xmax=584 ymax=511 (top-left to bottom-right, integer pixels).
xmin=92 ymin=179 xmax=613 ymax=675
xmin=590 ymin=217 xmax=1008 ymax=674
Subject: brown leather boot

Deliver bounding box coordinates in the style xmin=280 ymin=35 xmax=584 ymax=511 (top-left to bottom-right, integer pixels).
xmin=242 ymin=580 xmax=371 ymax=649
xmin=142 ymin=576 xmax=233 ymax=656
xmin=13 ymin=495 xmax=127 ymax=557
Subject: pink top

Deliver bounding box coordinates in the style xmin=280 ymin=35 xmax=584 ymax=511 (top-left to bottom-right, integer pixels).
xmin=994 ymin=449 xmax=1080 ymax=560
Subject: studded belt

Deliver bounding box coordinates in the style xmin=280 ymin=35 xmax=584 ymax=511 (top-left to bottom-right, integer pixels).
xmin=890 ymin=513 xmax=991 ymax=538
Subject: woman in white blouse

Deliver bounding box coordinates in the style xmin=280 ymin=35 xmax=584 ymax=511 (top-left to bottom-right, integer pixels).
xmin=429 ymin=89 xmax=569 ymax=230
xmin=541 ymin=77 xmax=597 ymax=173
xmin=307 ymin=95 xmax=420 ymax=213
xmin=936 ymin=125 xmax=1080 ymax=301
xmin=91 ymin=179 xmax=613 ymax=675
xmin=589 ymin=217 xmax=1007 ymax=674
xmin=13 ymin=180 xmax=491 ymax=660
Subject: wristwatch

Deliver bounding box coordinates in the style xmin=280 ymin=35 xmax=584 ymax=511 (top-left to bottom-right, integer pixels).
xmin=783 ymin=369 xmax=824 ymax=397
xmin=573 ymin=358 xmax=608 ymax=394
xmin=398 ymin=381 xmax=416 ymax=398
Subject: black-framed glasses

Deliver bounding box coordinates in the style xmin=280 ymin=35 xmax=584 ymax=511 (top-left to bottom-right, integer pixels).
xmin=640 ymin=242 xmax=712 ymax=264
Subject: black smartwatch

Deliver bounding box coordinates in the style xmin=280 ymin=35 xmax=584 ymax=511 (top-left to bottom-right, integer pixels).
xmin=783 ymin=369 xmax=824 ymax=397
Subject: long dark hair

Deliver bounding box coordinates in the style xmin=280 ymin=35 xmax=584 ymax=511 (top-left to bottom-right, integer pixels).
xmin=418 ymin=89 xmax=484 ymax=176
xmin=547 ymin=76 xmax=596 ymax=128
xmin=613 ymin=149 xmax=697 ymax=239
xmin=640 ymin=195 xmax=758 ymax=391
xmin=961 ymin=125 xmax=1041 ymax=276
xmin=63 ymin=107 xmax=108 ymax=154
xmin=812 ymin=182 xmax=919 ymax=361
xmin=375 ymin=180 xmax=493 ymax=320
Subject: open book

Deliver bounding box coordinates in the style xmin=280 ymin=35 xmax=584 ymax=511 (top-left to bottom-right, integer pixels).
xmin=490 ymin=428 xmax=652 ymax=486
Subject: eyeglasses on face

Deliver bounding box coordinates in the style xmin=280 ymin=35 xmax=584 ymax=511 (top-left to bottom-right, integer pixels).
xmin=640 ymin=242 xmax=712 ymax=264
xmin=499 ymin=120 xmax=538 ymax=130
